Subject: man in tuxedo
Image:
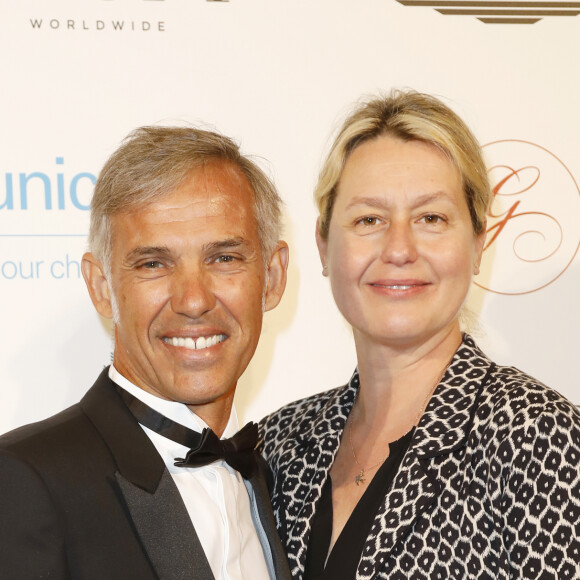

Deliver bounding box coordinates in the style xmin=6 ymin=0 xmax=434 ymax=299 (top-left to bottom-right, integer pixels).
xmin=0 ymin=127 xmax=290 ymax=580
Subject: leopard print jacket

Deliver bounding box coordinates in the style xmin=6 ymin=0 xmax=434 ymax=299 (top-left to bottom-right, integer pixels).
xmin=260 ymin=336 xmax=580 ymax=579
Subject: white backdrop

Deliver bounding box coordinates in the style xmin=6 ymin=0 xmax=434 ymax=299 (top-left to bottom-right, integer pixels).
xmin=1 ymin=0 xmax=579 ymax=434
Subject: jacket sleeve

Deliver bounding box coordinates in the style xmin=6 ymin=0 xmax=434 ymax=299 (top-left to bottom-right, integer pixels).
xmin=0 ymin=450 xmax=71 ymax=579
xmin=501 ymin=409 xmax=580 ymax=578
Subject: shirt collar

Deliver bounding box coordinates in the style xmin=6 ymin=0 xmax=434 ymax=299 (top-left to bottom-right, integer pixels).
xmin=108 ymin=365 xmax=240 ymax=438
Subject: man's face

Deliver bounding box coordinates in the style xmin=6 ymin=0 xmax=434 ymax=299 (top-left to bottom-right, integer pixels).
xmin=83 ymin=162 xmax=287 ymax=418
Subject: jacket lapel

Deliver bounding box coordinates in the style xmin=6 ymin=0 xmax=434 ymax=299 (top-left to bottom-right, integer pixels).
xmin=80 ymin=369 xmax=214 ymax=580
xmin=357 ymin=336 xmax=495 ymax=580
xmin=356 ymin=445 xmax=438 ymax=579
xmin=247 ymin=454 xmax=292 ymax=580
xmin=116 ymin=469 xmax=214 ymax=580
xmin=273 ymin=377 xmax=358 ymax=577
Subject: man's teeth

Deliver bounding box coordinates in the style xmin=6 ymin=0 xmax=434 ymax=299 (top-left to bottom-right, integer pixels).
xmin=163 ymin=334 xmax=226 ymax=350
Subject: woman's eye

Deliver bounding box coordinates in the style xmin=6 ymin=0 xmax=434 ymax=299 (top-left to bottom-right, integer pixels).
xmin=356 ymin=216 xmax=379 ymax=226
xmin=422 ymin=214 xmax=444 ymax=224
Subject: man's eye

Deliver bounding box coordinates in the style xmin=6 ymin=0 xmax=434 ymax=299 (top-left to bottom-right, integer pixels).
xmin=140 ymin=260 xmax=164 ymax=269
xmin=215 ymin=255 xmax=237 ymax=264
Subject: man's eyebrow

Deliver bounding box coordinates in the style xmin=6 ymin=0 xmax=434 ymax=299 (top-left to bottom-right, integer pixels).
xmin=203 ymin=237 xmax=250 ymax=253
xmin=123 ymin=238 xmax=252 ymax=262
xmin=124 ymin=246 xmax=172 ymax=262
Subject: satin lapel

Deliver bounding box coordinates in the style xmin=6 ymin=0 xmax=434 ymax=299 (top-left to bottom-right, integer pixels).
xmin=357 ymin=336 xmax=495 ymax=580
xmin=80 ymin=369 xmax=165 ymax=493
xmin=247 ymin=454 xmax=292 ymax=580
xmin=116 ymin=470 xmax=214 ymax=580
xmin=80 ymin=369 xmax=214 ymax=580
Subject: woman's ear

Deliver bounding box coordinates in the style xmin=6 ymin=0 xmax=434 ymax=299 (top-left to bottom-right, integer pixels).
xmin=81 ymin=253 xmax=114 ymax=319
xmin=473 ymin=221 xmax=487 ymax=275
xmin=315 ymin=218 xmax=329 ymax=277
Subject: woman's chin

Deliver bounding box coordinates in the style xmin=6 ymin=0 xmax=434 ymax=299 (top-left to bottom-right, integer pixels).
xmin=353 ymin=319 xmax=461 ymax=350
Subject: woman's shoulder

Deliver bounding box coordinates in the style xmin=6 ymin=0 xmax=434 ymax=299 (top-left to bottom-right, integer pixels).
xmin=432 ymin=336 xmax=580 ymax=462
xmin=258 ymin=382 xmax=353 ymax=456
xmin=469 ymin=361 xmax=580 ymax=501
xmin=473 ymin=359 xmax=580 ymax=452
xmin=485 ymin=361 xmax=578 ymax=415
xmin=459 ymin=335 xmax=578 ymax=422
xmin=260 ymin=384 xmax=346 ymax=430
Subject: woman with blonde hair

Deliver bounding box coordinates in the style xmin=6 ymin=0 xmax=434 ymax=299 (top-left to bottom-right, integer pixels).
xmin=260 ymin=90 xmax=580 ymax=579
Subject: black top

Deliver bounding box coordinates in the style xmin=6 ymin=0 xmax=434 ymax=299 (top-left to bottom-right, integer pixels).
xmin=304 ymin=430 xmax=414 ymax=580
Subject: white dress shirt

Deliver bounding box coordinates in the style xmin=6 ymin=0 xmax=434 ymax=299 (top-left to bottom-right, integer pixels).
xmin=109 ymin=366 xmax=272 ymax=580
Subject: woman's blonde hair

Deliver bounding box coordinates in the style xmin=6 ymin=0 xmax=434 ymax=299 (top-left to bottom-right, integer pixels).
xmin=315 ymin=90 xmax=491 ymax=239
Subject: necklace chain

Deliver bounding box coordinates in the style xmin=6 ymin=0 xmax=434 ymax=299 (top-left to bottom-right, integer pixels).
xmin=348 ymin=365 xmax=447 ymax=486
xmin=349 ymin=421 xmax=387 ymax=486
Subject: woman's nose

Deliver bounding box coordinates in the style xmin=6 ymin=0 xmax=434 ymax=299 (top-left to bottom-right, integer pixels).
xmin=380 ymin=221 xmax=418 ymax=266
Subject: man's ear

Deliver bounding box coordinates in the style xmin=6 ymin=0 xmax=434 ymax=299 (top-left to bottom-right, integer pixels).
xmin=315 ymin=218 xmax=328 ymax=276
xmin=81 ymin=253 xmax=114 ymax=319
xmin=263 ymin=241 xmax=289 ymax=312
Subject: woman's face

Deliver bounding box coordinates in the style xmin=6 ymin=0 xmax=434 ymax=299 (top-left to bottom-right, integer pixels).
xmin=317 ymin=135 xmax=485 ymax=351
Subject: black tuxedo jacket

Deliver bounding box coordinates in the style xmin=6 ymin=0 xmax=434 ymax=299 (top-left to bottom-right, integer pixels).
xmin=0 ymin=369 xmax=291 ymax=580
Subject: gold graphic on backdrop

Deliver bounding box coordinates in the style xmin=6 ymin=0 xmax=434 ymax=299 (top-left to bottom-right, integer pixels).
xmin=395 ymin=0 xmax=580 ymax=24
xmin=477 ymin=140 xmax=580 ymax=295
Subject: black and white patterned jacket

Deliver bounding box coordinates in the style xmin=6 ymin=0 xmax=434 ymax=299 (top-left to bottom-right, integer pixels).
xmin=260 ymin=336 xmax=580 ymax=579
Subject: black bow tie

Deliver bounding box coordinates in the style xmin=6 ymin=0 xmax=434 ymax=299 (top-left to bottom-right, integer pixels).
xmin=115 ymin=385 xmax=259 ymax=479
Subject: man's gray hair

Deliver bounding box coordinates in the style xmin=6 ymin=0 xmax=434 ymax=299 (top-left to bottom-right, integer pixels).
xmin=88 ymin=126 xmax=283 ymax=274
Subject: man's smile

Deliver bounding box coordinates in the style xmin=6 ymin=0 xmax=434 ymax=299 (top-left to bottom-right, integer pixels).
xmin=162 ymin=334 xmax=227 ymax=350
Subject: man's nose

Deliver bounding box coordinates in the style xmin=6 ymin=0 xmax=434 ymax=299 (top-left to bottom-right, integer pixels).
xmin=380 ymin=221 xmax=418 ymax=266
xmin=171 ymin=266 xmax=216 ymax=319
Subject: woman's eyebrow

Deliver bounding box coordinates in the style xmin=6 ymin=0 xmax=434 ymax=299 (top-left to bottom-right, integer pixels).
xmin=344 ymin=191 xmax=457 ymax=211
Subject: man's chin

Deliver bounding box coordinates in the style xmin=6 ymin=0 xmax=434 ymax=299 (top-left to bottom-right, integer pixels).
xmin=164 ymin=377 xmax=237 ymax=407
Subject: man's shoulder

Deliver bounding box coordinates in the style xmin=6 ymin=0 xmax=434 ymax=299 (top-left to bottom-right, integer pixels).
xmin=0 ymin=403 xmax=92 ymax=462
xmin=0 ymin=369 xmax=114 ymax=467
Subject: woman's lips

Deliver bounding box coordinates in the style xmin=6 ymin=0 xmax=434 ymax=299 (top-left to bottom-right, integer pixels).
xmin=368 ymin=280 xmax=430 ymax=295
xmin=370 ymin=279 xmax=428 ymax=289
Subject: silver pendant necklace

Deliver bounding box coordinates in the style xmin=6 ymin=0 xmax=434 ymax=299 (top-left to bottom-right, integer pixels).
xmin=348 ymin=365 xmax=447 ymax=486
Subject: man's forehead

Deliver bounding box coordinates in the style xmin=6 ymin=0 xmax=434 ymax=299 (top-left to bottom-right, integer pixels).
xmin=121 ymin=161 xmax=253 ymax=217
xmin=108 ymin=163 xmax=261 ymax=253
xmin=187 ymin=159 xmax=251 ymax=195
